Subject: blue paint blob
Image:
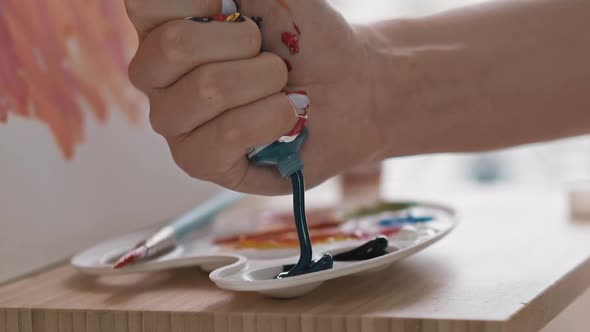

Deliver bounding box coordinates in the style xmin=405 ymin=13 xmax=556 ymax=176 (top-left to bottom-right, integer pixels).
xmin=378 ymin=215 xmax=434 ymax=227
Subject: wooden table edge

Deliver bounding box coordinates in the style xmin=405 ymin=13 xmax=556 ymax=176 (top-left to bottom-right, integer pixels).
xmin=503 ymin=254 xmax=590 ymax=332
xmin=1 ymin=256 xmax=589 ymax=332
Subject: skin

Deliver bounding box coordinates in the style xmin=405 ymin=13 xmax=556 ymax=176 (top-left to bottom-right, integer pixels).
xmin=124 ymin=0 xmax=590 ymax=195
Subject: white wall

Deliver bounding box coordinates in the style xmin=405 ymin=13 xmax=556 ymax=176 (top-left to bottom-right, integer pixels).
xmin=0 ymin=109 xmax=219 ymax=282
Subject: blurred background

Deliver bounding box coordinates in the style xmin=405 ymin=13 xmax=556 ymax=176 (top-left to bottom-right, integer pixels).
xmin=331 ymin=0 xmax=590 ymax=193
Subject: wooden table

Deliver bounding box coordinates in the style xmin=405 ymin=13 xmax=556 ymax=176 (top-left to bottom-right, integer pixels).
xmin=1 ymin=186 xmax=589 ymax=332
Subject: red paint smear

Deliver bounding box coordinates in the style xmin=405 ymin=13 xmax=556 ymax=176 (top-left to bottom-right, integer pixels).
xmin=284 ymin=117 xmax=307 ymax=137
xmin=293 ymin=23 xmax=301 ymax=35
xmin=284 ymin=90 xmax=308 ymax=96
xmin=281 ymin=32 xmax=299 ymax=54
xmin=0 ymin=0 xmax=143 ymax=159
xmin=113 ymin=248 xmax=144 ymax=269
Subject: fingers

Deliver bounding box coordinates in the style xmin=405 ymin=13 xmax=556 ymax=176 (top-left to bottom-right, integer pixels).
xmin=149 ymin=52 xmax=288 ymax=136
xmin=124 ymin=0 xmax=221 ymax=39
xmin=166 ymin=92 xmax=300 ymax=186
xmin=228 ymin=161 xmax=293 ymax=195
xmin=129 ymin=17 xmax=262 ymax=91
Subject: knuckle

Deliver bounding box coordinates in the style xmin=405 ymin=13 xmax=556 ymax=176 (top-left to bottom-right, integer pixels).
xmin=159 ymin=22 xmax=190 ymax=62
xmin=194 ymin=67 xmax=225 ymax=110
xmin=215 ymin=115 xmax=241 ymax=144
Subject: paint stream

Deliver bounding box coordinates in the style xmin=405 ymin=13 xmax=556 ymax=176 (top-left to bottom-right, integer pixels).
xmin=276 ymin=170 xmax=334 ymax=278
xmin=0 ymin=0 xmax=143 ymax=159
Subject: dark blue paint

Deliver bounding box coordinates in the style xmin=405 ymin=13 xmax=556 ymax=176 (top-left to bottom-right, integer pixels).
xmin=276 ymin=170 xmax=333 ymax=279
xmin=333 ymin=236 xmax=389 ymax=261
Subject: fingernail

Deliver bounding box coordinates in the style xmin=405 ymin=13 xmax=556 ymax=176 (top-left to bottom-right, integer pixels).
xmin=221 ymin=0 xmax=237 ymax=15
xmin=286 ymin=90 xmax=310 ymax=110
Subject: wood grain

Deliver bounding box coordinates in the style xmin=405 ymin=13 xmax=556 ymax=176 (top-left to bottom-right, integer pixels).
xmin=1 ymin=188 xmax=589 ymax=332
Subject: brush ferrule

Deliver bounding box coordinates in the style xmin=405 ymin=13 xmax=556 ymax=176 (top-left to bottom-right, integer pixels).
xmin=144 ymin=226 xmax=177 ymax=257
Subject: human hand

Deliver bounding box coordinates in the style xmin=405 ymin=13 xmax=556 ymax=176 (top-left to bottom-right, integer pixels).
xmin=125 ymin=0 xmax=388 ymax=195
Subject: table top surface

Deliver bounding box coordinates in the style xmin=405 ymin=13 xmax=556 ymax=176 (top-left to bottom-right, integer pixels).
xmin=1 ymin=185 xmax=589 ymax=332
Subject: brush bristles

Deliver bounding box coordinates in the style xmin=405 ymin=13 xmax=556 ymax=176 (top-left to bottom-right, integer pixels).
xmin=113 ymin=246 xmax=148 ymax=269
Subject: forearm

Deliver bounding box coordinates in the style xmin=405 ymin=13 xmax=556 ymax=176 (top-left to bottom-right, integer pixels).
xmin=365 ymin=0 xmax=590 ymax=156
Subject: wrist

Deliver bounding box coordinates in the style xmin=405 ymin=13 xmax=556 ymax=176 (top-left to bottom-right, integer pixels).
xmin=355 ymin=17 xmax=471 ymax=158
xmin=353 ymin=19 xmax=425 ymax=159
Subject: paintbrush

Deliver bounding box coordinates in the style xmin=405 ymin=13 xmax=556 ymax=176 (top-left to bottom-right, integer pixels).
xmin=113 ymin=190 xmax=243 ymax=269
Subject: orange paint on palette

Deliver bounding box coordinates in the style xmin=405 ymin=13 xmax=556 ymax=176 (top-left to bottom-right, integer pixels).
xmin=0 ymin=0 xmax=143 ymax=159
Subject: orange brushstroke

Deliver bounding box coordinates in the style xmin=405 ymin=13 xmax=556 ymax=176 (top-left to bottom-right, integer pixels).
xmin=0 ymin=0 xmax=143 ymax=159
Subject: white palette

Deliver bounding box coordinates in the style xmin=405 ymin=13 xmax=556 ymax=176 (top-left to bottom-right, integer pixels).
xmin=71 ymin=201 xmax=457 ymax=298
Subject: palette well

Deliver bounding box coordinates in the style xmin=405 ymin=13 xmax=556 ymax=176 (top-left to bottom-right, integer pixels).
xmin=71 ymin=201 xmax=457 ymax=298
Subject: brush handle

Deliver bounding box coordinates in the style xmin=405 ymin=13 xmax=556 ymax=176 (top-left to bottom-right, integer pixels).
xmin=172 ymin=190 xmax=243 ymax=239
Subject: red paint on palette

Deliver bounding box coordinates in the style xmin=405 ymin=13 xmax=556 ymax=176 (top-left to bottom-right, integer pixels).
xmin=378 ymin=226 xmax=402 ymax=237
xmin=281 ymin=32 xmax=299 ymax=54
